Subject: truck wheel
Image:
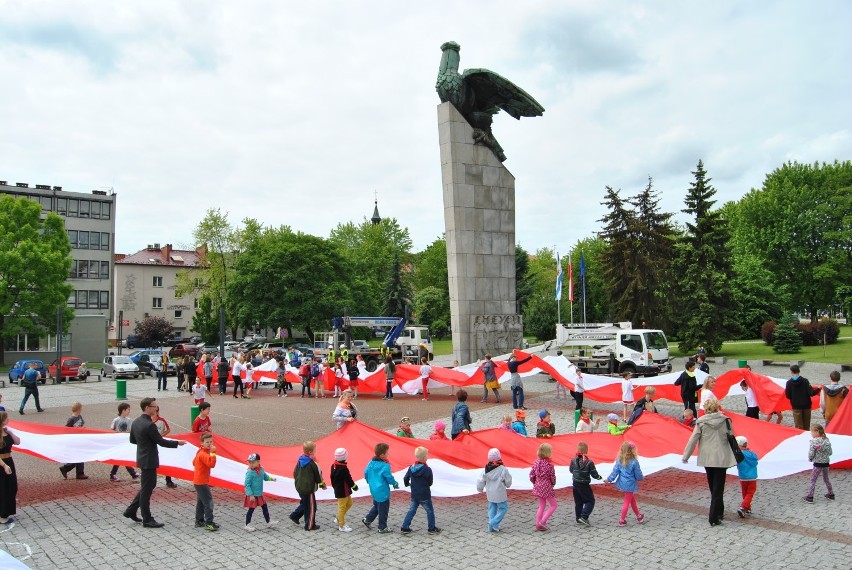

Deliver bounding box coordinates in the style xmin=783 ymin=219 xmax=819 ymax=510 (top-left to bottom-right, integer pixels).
xmin=366 ymin=359 xmax=378 ymax=373
xmin=619 ymin=363 xmax=637 ymax=375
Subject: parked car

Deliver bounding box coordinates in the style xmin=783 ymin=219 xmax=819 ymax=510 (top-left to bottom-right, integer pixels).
xmin=224 ymin=341 xmax=239 ymax=349
xmin=102 ymin=355 xmax=141 ymax=379
xmin=124 ymin=335 xmax=142 ymax=349
xmin=8 ymin=359 xmax=47 ymax=384
xmin=127 ymin=349 xmax=167 ymax=364
xmin=352 ymin=340 xmax=371 ymax=350
xmin=288 ymin=344 xmax=315 ymax=359
xmin=135 ymin=353 xmax=177 ymax=377
xmin=48 ymin=356 xmax=88 ymax=382
xmin=169 ymin=343 xmax=201 ymax=359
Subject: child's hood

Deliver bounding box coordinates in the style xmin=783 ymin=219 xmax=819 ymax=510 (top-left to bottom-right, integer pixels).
xmin=297 ymin=454 xmax=314 ymax=468
xmin=824 ymin=383 xmax=847 ymax=396
xmin=484 ymin=462 xmax=506 ymax=478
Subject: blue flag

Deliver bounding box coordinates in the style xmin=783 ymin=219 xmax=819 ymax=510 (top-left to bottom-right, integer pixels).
xmin=580 ymin=252 xmax=586 ymax=278
xmin=555 ymin=254 xmax=563 ymax=301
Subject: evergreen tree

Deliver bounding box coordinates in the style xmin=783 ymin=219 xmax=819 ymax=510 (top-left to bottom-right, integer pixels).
xmin=382 ymin=253 xmax=411 ymax=318
xmin=671 ymin=160 xmax=738 ymax=353
xmin=772 ymin=314 xmax=802 ymax=354
xmin=598 ymin=186 xmax=641 ymax=324
xmin=627 ymin=177 xmax=675 ymax=328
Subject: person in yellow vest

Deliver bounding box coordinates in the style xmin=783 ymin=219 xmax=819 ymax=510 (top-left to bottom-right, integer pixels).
xmin=328 ymin=346 xmax=336 ymax=367
xmin=340 ymin=345 xmax=349 ymax=362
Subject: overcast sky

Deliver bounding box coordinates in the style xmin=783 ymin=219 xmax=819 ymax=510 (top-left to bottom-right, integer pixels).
xmin=2 ymin=1 xmax=850 ymax=256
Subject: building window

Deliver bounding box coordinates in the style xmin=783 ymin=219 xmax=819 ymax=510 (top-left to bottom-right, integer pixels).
xmin=175 ymin=310 xmax=183 ymax=319
xmin=102 ymin=202 xmax=111 ymax=220
xmin=152 ymin=297 xmax=163 ymax=309
xmin=77 ymin=260 xmax=88 ymax=279
xmin=57 ymin=198 xmax=67 ymax=215
xmin=100 ymin=291 xmax=109 ymax=308
xmin=77 ymin=290 xmax=88 ymax=307
xmin=79 ymin=200 xmax=90 ymax=218
xmin=87 ymin=290 xmax=99 ymax=308
xmin=90 ymin=201 xmax=101 ymax=219
xmin=194 ymin=298 xmax=199 ymax=309
xmin=90 ymin=231 xmax=100 ymax=250
xmin=88 ymin=260 xmax=98 ymax=279
xmin=175 ymin=290 xmax=182 ymax=299
xmin=100 ymin=261 xmax=109 ymax=279
xmin=68 ymin=230 xmax=77 ymax=248
xmin=68 ymin=199 xmax=78 ymax=217
xmin=39 ymin=196 xmax=52 ymax=210
xmin=69 ymin=260 xmax=77 ymax=278
xmin=101 ymin=232 xmax=110 ymax=251
xmin=153 ymin=276 xmax=163 ymax=287
xmin=67 ymin=291 xmax=76 ymax=307
xmin=78 ymin=231 xmax=89 ymax=249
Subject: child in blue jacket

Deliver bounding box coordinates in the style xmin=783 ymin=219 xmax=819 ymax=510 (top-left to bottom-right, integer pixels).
xmin=605 ymin=441 xmax=645 ymax=527
xmin=400 ymin=447 xmax=440 ymax=535
xmin=362 ymin=442 xmax=399 ymax=533
xmin=735 ymin=436 xmax=759 ymax=517
xmin=244 ymin=452 xmax=278 ymax=531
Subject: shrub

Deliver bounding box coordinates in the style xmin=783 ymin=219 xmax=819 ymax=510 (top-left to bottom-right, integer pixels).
xmin=431 ymin=319 xmax=449 ymax=340
xmin=761 ymin=321 xmax=776 ymax=346
xmin=796 ymin=318 xmax=840 ymax=346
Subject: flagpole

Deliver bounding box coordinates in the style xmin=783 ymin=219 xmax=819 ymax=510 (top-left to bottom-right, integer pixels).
xmin=569 ymin=253 xmax=574 ymax=325
xmin=581 ymin=253 xmax=587 ymax=325
xmin=555 ymin=248 xmax=561 ymax=324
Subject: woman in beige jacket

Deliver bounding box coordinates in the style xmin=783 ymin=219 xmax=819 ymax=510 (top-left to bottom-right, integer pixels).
xmin=682 ymin=399 xmax=737 ymax=526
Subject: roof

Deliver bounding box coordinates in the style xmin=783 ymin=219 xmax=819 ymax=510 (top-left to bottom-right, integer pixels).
xmin=115 ymin=244 xmax=207 ymax=267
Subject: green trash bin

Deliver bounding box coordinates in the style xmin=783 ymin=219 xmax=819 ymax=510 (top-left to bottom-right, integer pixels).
xmin=574 ymin=408 xmax=581 ymax=429
xmin=116 ymin=378 xmax=127 ymax=400
xmin=738 ymin=359 xmax=748 ymax=369
xmin=190 ymin=405 xmax=200 ymax=426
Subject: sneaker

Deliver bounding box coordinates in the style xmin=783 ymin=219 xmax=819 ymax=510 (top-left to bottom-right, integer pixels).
xmin=195 ymin=521 xmax=205 ymax=528
xmin=59 ymin=468 xmax=68 ymax=479
xmin=400 ymin=527 xmax=412 ymax=535
xmin=636 ymin=513 xmax=645 ymax=523
xmin=306 ymin=525 xmax=320 ymax=531
xmin=362 ymin=518 xmax=372 ymax=529
xmin=166 ymin=481 xmax=177 ymax=488
xmin=427 ymin=527 xmax=442 ymax=535
xmin=289 ymin=516 xmax=301 ymax=526
xmin=618 ymin=520 xmax=627 ymax=527
xmin=737 ymin=507 xmax=746 ymax=518
xmin=205 ymin=523 xmax=219 ymax=532
xmin=802 ymin=496 xmax=814 ymax=504
xmin=490 ymin=527 xmax=501 ymax=533
xmin=266 ymin=520 xmax=279 ymax=528
xmin=338 ymin=525 xmax=352 ymax=532
xmin=825 ymin=494 xmax=835 ymax=500
xmin=76 ymin=475 xmax=89 ymax=480
xmin=110 ymin=475 xmax=120 ymax=482
xmin=377 ymin=528 xmax=392 ymax=534
xmin=245 ymin=525 xmax=256 ymax=532
xmin=577 ymin=517 xmax=590 ymax=526
xmin=744 ymin=509 xmax=752 ymax=515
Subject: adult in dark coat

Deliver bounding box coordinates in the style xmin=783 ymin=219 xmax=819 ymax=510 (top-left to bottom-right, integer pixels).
xmin=785 ymin=364 xmax=821 ymax=430
xmin=674 ymin=360 xmax=699 ymax=417
xmin=123 ymin=397 xmax=185 ymax=527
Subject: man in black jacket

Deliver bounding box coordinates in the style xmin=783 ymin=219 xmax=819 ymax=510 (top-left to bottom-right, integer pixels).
xmin=123 ymin=397 xmax=186 ymax=527
xmin=785 ymin=364 xmax=821 ymax=430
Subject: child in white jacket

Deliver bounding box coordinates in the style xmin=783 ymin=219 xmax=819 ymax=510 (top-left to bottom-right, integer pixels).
xmin=476 ymin=448 xmax=512 ymax=532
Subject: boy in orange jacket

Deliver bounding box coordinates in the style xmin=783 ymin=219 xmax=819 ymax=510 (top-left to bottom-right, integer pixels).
xmin=193 ymin=432 xmax=218 ymax=531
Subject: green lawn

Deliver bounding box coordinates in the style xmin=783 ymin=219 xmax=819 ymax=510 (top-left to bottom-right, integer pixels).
xmin=670 ymin=337 xmax=852 ymax=364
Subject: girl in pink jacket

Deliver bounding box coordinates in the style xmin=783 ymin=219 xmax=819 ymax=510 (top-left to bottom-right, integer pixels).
xmin=529 ymin=443 xmax=557 ymax=531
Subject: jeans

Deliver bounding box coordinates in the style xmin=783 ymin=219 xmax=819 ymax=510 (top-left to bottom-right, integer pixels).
xmin=705 ymin=467 xmax=727 ymax=524
xmin=401 ymin=497 xmax=435 ymax=530
xmin=126 ymin=468 xmax=157 ymax=522
xmin=19 ymin=384 xmax=42 ymax=412
xmin=385 ymin=381 xmax=393 ymax=399
xmin=290 ymin=493 xmax=317 ymax=529
xmin=194 ymin=484 xmax=214 ymax=523
xmin=511 ymin=386 xmax=525 ymax=409
xmin=158 ymin=370 xmax=168 ymax=390
xmin=232 ymin=375 xmax=244 ymax=397
xmin=487 ymin=501 xmax=508 ymax=531
xmin=365 ymin=499 xmax=390 ymax=530
xmin=683 ymin=397 xmax=697 ymax=418
xmin=572 ymin=390 xmax=584 ymax=410
xmin=60 ymin=463 xmax=84 ymax=477
xmin=573 ymin=482 xmax=595 ymax=520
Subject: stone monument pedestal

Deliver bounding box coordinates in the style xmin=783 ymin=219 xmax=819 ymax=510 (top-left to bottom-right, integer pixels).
xmin=438 ymin=102 xmax=523 ymax=365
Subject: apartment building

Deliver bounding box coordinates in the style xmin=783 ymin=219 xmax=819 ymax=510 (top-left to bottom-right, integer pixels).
xmin=113 ymin=243 xmax=206 ymax=342
xmin=0 ymin=180 xmax=116 ymax=363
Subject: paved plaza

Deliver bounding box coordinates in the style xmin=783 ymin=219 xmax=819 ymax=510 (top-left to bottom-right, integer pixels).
xmin=1 ymin=355 xmax=850 ymax=569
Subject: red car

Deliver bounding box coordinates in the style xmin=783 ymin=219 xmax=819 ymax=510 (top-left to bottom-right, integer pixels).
xmin=48 ymin=356 xmax=88 ymax=382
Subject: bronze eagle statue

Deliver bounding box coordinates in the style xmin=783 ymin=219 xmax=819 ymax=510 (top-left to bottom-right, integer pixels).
xmin=436 ymin=41 xmax=545 ymax=162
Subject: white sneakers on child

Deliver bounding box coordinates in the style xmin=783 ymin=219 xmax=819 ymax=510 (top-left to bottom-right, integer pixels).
xmin=266 ymin=520 xmax=279 ymax=528
xmin=245 ymin=525 xmax=256 ymax=532
xmin=338 ymin=525 xmax=352 ymax=532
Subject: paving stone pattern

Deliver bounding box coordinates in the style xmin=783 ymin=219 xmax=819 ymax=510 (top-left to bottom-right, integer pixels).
xmin=1 ymin=355 xmax=850 ymax=568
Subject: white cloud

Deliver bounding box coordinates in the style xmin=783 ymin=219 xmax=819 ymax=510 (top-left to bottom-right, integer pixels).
xmin=1 ymin=0 xmax=850 ymax=255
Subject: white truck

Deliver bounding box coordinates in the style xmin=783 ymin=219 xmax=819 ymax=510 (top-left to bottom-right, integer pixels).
xmin=556 ymin=322 xmax=671 ymax=376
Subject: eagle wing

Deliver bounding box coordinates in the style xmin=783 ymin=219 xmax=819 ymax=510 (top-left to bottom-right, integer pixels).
xmin=462 ymin=68 xmax=545 ymax=119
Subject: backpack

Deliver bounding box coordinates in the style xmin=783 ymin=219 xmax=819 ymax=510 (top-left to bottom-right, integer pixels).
xmin=310 ymin=363 xmax=320 ymax=378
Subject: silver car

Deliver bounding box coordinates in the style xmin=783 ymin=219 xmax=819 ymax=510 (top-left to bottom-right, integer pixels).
xmin=102 ymin=355 xmax=141 ymax=379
